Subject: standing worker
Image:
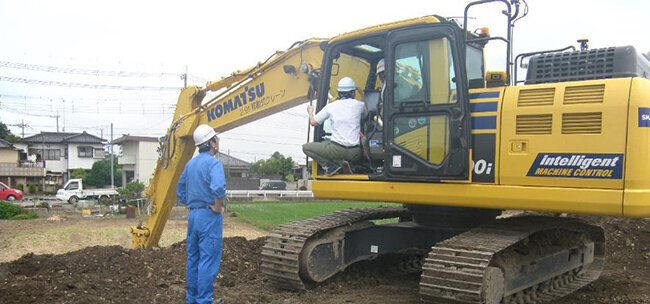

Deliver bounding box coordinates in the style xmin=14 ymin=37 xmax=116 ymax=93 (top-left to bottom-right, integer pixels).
xmin=177 ymin=124 xmax=226 ymax=304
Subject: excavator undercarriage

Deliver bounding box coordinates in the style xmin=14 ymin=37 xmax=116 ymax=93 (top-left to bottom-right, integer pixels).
xmin=262 ymin=207 xmax=605 ymax=304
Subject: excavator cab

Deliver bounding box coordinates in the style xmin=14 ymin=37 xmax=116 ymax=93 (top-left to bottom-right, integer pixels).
xmin=314 ymin=22 xmax=472 ymax=181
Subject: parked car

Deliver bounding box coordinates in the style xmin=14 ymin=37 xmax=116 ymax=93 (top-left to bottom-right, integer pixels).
xmin=56 ymin=179 xmax=119 ymax=204
xmin=0 ymin=181 xmax=23 ymax=201
xmin=259 ymin=181 xmax=287 ymax=190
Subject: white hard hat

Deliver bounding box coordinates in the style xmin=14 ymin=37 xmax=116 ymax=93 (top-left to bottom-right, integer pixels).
xmin=337 ymin=77 xmax=356 ymax=92
xmin=193 ymin=124 xmax=218 ymax=146
xmin=376 ymin=59 xmax=385 ymax=74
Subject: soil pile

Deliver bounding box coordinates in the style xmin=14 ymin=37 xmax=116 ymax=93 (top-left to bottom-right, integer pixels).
xmin=1 ymin=216 xmax=649 ymax=303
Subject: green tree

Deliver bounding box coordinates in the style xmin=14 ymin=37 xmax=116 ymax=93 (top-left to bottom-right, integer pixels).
xmin=86 ymin=156 xmax=121 ymax=187
xmin=116 ymin=180 xmax=145 ymax=199
xmin=70 ymin=168 xmax=87 ymax=181
xmin=0 ymin=121 xmax=20 ymax=142
xmin=250 ymin=151 xmax=295 ymax=179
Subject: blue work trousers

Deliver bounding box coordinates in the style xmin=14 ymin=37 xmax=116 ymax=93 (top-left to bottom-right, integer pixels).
xmin=186 ymin=208 xmax=223 ymax=304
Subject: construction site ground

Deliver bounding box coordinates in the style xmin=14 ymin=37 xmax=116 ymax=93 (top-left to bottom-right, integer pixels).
xmin=1 ymin=211 xmax=649 ymax=303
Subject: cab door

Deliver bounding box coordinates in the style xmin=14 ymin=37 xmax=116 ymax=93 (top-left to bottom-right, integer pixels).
xmin=384 ymin=24 xmax=471 ymax=180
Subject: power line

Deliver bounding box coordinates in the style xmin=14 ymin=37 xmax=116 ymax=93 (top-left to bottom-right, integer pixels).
xmin=219 ymin=136 xmax=303 ymax=147
xmin=0 ymin=100 xmax=175 ymax=109
xmin=0 ymin=93 xmax=178 ymax=103
xmin=0 ymin=104 xmax=174 ymax=116
xmin=0 ymin=76 xmax=183 ymax=91
xmin=0 ymin=60 xmax=184 ymax=78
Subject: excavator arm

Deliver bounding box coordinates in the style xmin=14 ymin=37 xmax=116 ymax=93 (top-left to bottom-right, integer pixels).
xmin=130 ymin=39 xmax=326 ymax=248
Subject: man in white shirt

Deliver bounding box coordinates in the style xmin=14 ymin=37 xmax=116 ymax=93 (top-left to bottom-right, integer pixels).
xmin=303 ymin=77 xmax=366 ymax=176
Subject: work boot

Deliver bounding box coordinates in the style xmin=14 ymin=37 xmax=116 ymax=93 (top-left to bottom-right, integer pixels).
xmin=340 ymin=161 xmax=353 ymax=174
xmin=325 ymin=163 xmax=342 ymax=176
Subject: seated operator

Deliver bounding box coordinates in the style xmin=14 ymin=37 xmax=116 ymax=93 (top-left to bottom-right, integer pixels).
xmin=374 ymin=59 xmax=386 ymax=126
xmin=303 ymin=77 xmax=366 ymax=176
xmin=376 ymin=58 xmax=386 ymax=99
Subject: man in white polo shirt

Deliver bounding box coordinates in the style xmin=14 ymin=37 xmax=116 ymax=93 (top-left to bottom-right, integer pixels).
xmin=303 ymin=77 xmax=366 ymax=176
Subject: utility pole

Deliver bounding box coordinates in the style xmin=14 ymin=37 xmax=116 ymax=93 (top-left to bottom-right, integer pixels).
xmin=56 ymin=112 xmax=59 ymax=133
xmin=182 ymin=65 xmax=188 ymax=88
xmin=41 ymin=132 xmax=45 ymax=193
xmin=20 ymin=120 xmax=25 ymax=139
xmin=110 ymin=123 xmax=114 ymax=188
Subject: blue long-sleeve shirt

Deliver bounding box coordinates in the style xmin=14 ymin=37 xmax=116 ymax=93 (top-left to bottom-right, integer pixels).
xmin=176 ymin=152 xmax=226 ymax=208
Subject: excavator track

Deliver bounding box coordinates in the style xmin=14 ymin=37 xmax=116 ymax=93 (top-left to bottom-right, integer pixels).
xmin=261 ymin=206 xmax=410 ymax=290
xmin=419 ymin=216 xmax=605 ymax=304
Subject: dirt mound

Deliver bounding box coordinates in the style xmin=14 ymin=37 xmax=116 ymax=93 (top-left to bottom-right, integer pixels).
xmin=1 ymin=216 xmax=649 ymax=303
xmin=560 ymin=216 xmax=650 ymax=304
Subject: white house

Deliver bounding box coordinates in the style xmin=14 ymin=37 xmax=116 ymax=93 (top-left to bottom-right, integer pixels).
xmin=19 ymin=131 xmax=107 ymax=185
xmin=112 ymin=135 xmax=159 ymax=186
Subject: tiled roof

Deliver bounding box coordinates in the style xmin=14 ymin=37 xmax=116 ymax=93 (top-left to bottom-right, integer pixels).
xmin=112 ymin=135 xmax=159 ymax=144
xmin=216 ymin=152 xmax=250 ymax=168
xmin=0 ymin=138 xmax=15 ymax=149
xmin=22 ymin=131 xmax=106 ymax=144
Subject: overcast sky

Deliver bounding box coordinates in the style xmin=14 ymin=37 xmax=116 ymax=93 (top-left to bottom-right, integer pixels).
xmin=1 ymin=0 xmax=648 ymax=164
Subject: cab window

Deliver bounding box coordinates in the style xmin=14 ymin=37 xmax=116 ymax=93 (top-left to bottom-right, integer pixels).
xmin=466 ymin=45 xmax=484 ymax=88
xmin=65 ymin=182 xmax=79 ymax=190
xmin=391 ymin=37 xmax=458 ymax=165
xmin=393 ymin=37 xmax=457 ymax=105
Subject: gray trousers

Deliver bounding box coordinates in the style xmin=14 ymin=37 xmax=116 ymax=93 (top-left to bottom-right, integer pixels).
xmin=302 ymin=140 xmax=361 ymax=168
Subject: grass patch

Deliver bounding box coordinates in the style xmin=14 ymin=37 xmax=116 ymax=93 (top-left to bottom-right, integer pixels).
xmin=228 ymin=200 xmax=399 ymax=230
xmin=0 ymin=202 xmax=39 ymax=220
xmin=11 ymin=212 xmax=38 ymax=220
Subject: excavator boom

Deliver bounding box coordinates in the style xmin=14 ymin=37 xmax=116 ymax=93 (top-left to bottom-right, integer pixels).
xmin=130 ymin=39 xmax=325 ymax=248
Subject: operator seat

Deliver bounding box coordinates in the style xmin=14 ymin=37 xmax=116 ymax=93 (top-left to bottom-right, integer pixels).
xmin=358 ymin=90 xmax=384 ymax=171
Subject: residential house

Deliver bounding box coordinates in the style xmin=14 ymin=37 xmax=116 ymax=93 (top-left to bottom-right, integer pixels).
xmin=0 ymin=138 xmax=46 ymax=192
xmin=18 ymin=131 xmax=107 ymax=187
xmin=112 ymin=135 xmax=257 ymax=189
xmin=112 ymin=135 xmax=159 ymax=186
xmin=218 ymin=152 xmax=257 ymax=189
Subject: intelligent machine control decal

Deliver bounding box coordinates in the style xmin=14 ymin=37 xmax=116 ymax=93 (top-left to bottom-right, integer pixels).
xmin=527 ymin=153 xmax=624 ymax=179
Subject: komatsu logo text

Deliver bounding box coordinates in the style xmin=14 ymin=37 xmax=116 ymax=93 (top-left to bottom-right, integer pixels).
xmin=527 ymin=153 xmax=624 ymax=179
xmin=206 ymin=82 xmax=265 ymax=122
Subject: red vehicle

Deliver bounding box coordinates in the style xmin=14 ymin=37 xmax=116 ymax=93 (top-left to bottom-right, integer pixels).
xmin=0 ymin=182 xmax=23 ymax=201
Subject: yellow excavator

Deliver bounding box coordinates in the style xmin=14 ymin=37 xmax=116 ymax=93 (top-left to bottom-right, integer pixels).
xmin=130 ymin=1 xmax=650 ymax=302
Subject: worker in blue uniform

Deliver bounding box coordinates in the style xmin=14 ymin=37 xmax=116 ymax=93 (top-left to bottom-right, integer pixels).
xmin=177 ymin=124 xmax=227 ymax=304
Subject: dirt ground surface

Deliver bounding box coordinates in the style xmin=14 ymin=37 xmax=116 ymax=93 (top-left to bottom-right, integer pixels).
xmin=0 ymin=213 xmax=267 ymax=263
xmin=1 ymin=215 xmax=649 ymax=304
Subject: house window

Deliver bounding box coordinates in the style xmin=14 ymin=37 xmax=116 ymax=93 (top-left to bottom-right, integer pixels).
xmin=78 ymin=146 xmax=93 ymax=158
xmin=31 ymin=149 xmax=61 ymax=161
xmin=44 ymin=149 xmax=61 ymax=160
xmin=94 ymin=148 xmax=105 ymax=158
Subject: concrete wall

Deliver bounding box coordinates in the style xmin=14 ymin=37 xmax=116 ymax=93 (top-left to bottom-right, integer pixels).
xmin=118 ymin=142 xmax=138 ymax=165
xmin=136 ymin=141 xmax=158 ymax=186
xmin=228 ymin=177 xmax=260 ymax=190
xmin=0 ymin=149 xmax=18 ymax=163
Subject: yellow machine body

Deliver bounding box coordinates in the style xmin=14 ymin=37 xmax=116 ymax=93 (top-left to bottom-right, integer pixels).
xmin=314 ymin=77 xmax=650 ymax=218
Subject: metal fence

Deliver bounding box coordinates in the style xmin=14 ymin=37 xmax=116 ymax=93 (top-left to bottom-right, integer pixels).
xmin=226 ymin=190 xmax=314 ymax=198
